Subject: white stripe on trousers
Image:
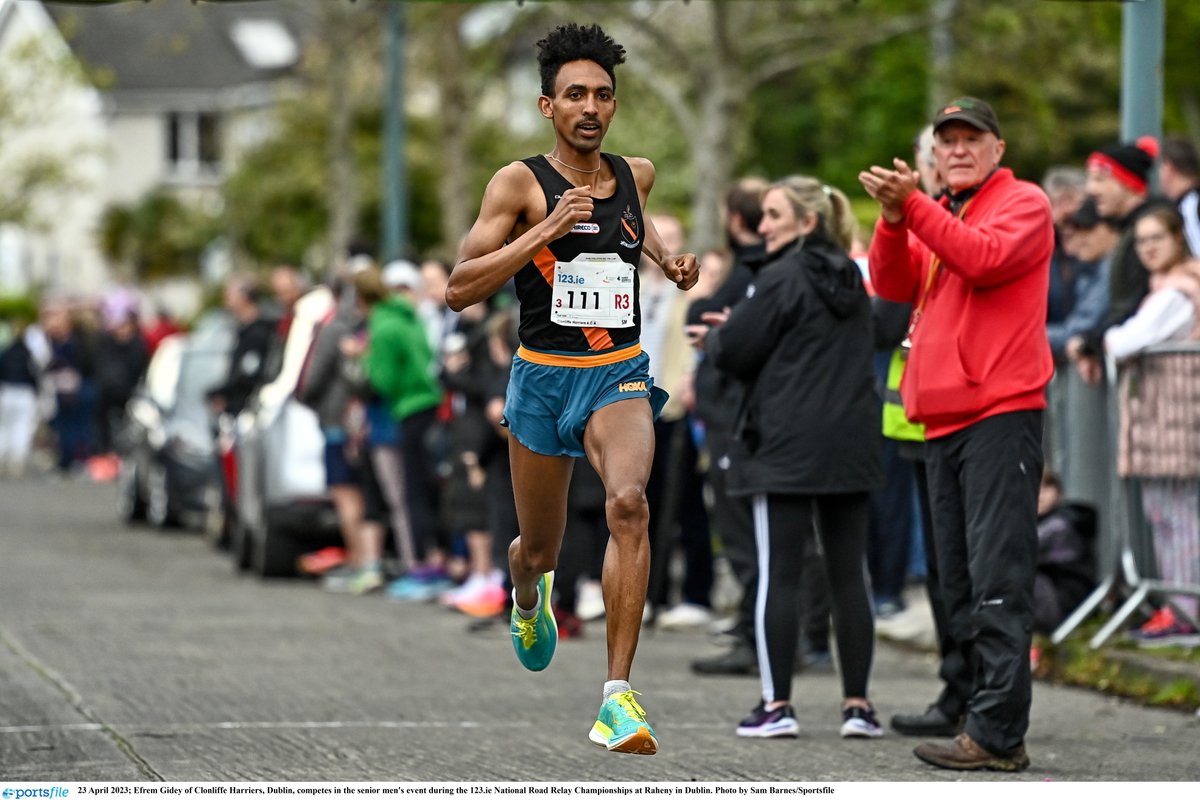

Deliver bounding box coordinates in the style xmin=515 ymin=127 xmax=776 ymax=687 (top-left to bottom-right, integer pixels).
xmin=752 ymin=493 xmax=775 ymax=703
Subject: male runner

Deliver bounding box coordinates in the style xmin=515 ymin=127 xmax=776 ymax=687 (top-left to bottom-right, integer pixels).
xmin=446 ymin=22 xmax=699 ymax=756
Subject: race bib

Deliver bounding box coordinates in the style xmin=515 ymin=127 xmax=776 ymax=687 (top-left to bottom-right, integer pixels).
xmin=550 ymin=253 xmax=636 ymax=328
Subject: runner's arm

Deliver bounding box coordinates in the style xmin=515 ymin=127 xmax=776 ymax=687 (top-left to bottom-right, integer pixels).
xmin=629 ymin=157 xmax=699 ymax=290
xmin=448 ymin=163 xmax=595 ymax=310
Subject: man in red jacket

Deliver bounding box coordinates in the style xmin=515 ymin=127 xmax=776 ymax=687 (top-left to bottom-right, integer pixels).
xmin=859 ymin=98 xmax=1053 ymax=773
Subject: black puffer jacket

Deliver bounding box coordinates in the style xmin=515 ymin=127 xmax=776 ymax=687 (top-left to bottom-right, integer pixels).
xmin=688 ymin=240 xmax=766 ymax=435
xmin=706 ymin=231 xmax=883 ymax=497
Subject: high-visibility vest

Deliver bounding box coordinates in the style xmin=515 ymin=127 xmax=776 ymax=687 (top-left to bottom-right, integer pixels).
xmin=881 ymin=348 xmax=925 ymax=442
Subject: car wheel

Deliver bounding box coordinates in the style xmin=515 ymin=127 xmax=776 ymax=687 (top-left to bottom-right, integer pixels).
xmin=117 ymin=460 xmax=146 ymax=523
xmin=145 ymin=463 xmax=174 ymax=529
xmin=202 ymin=483 xmax=230 ymax=549
xmin=252 ymin=510 xmax=299 ymax=578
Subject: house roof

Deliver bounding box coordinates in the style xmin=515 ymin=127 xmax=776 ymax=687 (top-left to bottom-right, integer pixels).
xmin=43 ymin=0 xmax=312 ymax=93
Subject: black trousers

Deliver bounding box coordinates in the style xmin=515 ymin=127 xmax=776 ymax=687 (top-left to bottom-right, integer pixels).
xmin=708 ymin=430 xmax=829 ymax=649
xmin=401 ymin=407 xmax=444 ymax=557
xmin=911 ymin=459 xmax=972 ymax=719
xmin=867 ymin=435 xmax=915 ymax=603
xmin=752 ymin=491 xmax=874 ymax=703
xmin=647 ymin=417 xmax=713 ymax=608
xmin=704 ymin=428 xmax=756 ymax=641
xmin=925 ymin=410 xmax=1043 ymax=758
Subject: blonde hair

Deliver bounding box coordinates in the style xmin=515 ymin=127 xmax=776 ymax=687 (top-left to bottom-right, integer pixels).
xmin=770 ymin=176 xmax=857 ymax=251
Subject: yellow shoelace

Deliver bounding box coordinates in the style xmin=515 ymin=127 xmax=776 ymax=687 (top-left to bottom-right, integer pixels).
xmin=512 ymin=614 xmax=538 ymax=648
xmin=612 ymin=690 xmax=647 ymax=722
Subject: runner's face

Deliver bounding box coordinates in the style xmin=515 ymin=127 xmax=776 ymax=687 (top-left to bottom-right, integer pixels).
xmin=541 ymin=60 xmax=615 ymax=154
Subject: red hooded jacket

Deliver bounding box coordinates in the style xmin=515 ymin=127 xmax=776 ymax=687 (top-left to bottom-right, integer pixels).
xmin=868 ymin=168 xmax=1054 ymax=439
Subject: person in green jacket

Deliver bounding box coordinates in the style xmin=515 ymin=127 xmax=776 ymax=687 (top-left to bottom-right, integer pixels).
xmin=351 ymin=263 xmax=447 ymax=595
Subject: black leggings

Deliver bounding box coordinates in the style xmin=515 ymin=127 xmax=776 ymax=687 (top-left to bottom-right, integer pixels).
xmin=752 ymin=492 xmax=874 ymax=704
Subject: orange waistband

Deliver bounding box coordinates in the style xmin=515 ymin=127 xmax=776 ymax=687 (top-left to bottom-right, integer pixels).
xmin=516 ymin=343 xmax=641 ymax=368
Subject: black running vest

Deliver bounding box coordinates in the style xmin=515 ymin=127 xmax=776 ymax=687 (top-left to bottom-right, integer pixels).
xmin=514 ymin=153 xmax=645 ymax=353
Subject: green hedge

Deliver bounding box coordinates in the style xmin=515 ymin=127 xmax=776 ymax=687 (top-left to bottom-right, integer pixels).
xmin=0 ymin=295 xmax=39 ymax=323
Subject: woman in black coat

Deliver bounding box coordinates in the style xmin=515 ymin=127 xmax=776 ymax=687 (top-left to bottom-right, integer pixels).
xmin=691 ymin=176 xmax=884 ymax=739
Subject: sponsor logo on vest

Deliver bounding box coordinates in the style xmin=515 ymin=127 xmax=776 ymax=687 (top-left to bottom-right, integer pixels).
xmin=618 ymin=380 xmax=647 ymax=392
xmin=571 ymin=222 xmax=600 ymax=234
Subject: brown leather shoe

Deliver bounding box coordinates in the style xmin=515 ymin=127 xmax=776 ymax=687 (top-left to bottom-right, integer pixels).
xmin=914 ymin=732 xmax=1030 ymax=772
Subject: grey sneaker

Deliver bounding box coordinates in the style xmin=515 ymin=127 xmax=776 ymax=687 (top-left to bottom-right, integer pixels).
xmin=321 ymin=565 xmax=357 ymax=593
xmin=347 ymin=568 xmax=384 ymax=595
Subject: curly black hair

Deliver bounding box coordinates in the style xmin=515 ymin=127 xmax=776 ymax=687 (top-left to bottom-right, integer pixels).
xmin=536 ymin=23 xmax=626 ymax=97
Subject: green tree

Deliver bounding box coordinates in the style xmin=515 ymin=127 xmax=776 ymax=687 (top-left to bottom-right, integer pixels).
xmin=563 ymin=0 xmax=933 ymax=249
xmin=98 ymin=190 xmax=221 ymax=281
xmin=0 ymin=29 xmax=92 ymax=229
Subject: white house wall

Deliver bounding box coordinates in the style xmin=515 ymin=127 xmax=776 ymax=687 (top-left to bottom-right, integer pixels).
xmin=0 ymin=0 xmax=109 ymax=295
xmin=105 ymin=114 xmax=167 ymax=206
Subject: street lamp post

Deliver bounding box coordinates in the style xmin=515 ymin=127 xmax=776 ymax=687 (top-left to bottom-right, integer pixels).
xmin=382 ymin=1 xmax=408 ymax=263
xmin=1120 ymin=0 xmax=1164 ymax=142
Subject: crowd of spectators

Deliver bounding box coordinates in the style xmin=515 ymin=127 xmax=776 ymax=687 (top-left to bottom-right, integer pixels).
xmin=1 ymin=106 xmax=1198 ymax=762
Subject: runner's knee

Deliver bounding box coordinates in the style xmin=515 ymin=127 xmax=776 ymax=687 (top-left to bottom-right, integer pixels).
xmin=605 ymin=485 xmax=649 ymax=530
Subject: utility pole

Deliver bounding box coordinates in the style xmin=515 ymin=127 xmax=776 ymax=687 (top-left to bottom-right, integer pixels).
xmin=382 ymin=1 xmax=408 ymax=263
xmin=1120 ymin=0 xmax=1164 ymax=141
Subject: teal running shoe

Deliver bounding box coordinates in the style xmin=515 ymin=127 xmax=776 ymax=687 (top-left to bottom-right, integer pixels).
xmin=510 ymin=571 xmax=557 ymax=671
xmin=588 ymin=690 xmax=658 ymax=755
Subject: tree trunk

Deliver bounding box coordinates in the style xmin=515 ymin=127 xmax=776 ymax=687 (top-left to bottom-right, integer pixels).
xmin=689 ymin=88 xmax=737 ymax=254
xmin=688 ymin=1 xmax=740 ymax=253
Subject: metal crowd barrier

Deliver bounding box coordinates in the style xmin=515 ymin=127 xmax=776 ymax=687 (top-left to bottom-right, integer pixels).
xmin=1050 ymin=341 xmax=1200 ymax=648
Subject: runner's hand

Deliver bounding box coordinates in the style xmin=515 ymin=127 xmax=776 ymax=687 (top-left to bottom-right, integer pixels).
xmin=663 ymin=252 xmax=700 ymax=290
xmin=543 ymin=186 xmax=594 ymax=240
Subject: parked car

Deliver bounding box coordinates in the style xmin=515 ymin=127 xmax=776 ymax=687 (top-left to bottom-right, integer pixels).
xmin=230 ymin=286 xmax=340 ymax=577
xmin=118 ymin=315 xmax=235 ymax=529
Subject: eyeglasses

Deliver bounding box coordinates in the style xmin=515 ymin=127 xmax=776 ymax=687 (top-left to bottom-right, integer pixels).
xmin=1134 ymin=232 xmax=1172 ymax=247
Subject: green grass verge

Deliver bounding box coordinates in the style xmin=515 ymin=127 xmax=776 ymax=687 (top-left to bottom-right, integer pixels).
xmin=1036 ymin=619 xmax=1200 ymax=710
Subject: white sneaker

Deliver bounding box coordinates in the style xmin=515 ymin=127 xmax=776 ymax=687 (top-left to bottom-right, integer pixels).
xmin=656 ymin=603 xmax=713 ymax=631
xmin=577 ymin=579 xmax=606 ymax=621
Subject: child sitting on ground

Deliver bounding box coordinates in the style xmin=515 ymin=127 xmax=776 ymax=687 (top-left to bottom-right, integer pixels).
xmin=1033 ymin=469 xmax=1097 ymax=636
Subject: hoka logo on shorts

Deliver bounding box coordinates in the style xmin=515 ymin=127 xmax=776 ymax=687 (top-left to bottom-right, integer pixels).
xmin=619 ymin=381 xmax=647 ymax=392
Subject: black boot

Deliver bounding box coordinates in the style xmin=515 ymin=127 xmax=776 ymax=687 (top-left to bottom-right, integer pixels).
xmin=891 ymin=704 xmax=964 ymax=737
xmin=691 ymin=640 xmax=758 ymax=676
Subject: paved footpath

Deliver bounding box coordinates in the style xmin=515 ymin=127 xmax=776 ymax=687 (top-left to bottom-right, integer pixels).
xmin=1 ymin=478 xmax=1197 ymax=782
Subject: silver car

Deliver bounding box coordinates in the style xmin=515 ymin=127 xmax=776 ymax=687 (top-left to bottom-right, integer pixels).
xmin=231 ymin=287 xmax=340 ymax=577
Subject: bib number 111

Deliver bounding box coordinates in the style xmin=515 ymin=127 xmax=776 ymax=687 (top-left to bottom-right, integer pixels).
xmin=551 ymin=254 xmax=636 ymax=328
xmin=557 ymin=291 xmax=631 ymax=311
